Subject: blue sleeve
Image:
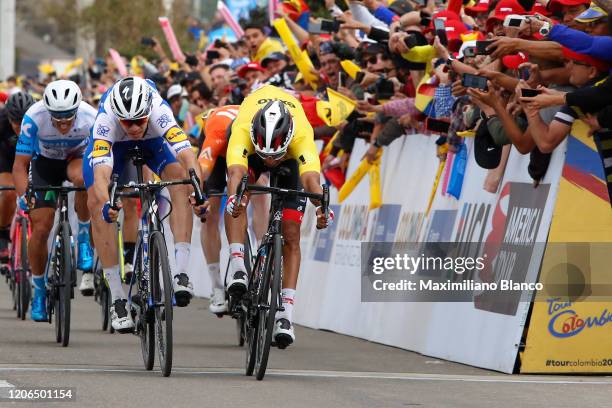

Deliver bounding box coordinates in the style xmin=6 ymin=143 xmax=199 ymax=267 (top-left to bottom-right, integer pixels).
xmin=549 ymin=24 xmax=612 ymax=62
xmin=15 ymin=115 xmax=38 ymax=156
xmin=373 ymin=6 xmax=397 ymax=25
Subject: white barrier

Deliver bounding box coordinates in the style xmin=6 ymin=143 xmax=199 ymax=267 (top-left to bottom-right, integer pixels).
xmin=187 ymin=132 xmax=564 ymax=373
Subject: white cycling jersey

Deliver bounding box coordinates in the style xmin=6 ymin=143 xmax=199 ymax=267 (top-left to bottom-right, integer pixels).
xmin=16 ymin=101 xmax=97 ymax=160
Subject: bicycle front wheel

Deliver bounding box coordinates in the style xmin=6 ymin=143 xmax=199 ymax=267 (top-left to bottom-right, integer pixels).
xmin=149 ymin=231 xmax=173 ymax=377
xmin=254 ymin=234 xmax=282 ymax=380
xmin=134 ymin=239 xmax=154 ymax=370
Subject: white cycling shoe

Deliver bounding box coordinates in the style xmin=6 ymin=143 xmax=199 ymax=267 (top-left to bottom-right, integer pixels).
xmin=79 ymin=272 xmax=95 ymax=296
xmin=173 ymin=273 xmax=194 ymax=307
xmin=227 ymin=268 xmax=248 ymax=298
xmin=273 ymin=318 xmax=295 ymax=348
xmin=110 ymin=299 xmax=134 ymax=333
xmin=209 ymin=288 xmax=228 ymax=315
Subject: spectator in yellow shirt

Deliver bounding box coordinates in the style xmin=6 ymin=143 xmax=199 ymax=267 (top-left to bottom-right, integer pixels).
xmin=244 ymin=24 xmax=285 ymax=63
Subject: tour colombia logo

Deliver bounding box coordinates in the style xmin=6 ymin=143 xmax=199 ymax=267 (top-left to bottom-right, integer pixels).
xmin=547 ymin=298 xmax=612 ymax=338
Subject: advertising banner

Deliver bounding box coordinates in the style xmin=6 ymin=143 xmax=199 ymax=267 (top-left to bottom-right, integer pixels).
xmin=521 ymin=124 xmax=612 ymax=373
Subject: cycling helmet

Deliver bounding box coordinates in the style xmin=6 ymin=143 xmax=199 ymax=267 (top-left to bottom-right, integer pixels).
xmin=43 ymin=80 xmax=82 ymax=117
xmin=109 ymin=76 xmax=153 ymax=120
xmin=250 ymin=100 xmax=295 ymax=159
xmin=6 ymin=92 xmax=35 ymax=123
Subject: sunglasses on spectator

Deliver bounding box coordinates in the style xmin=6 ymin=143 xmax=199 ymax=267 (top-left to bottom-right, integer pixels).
xmin=120 ymin=117 xmax=149 ymax=127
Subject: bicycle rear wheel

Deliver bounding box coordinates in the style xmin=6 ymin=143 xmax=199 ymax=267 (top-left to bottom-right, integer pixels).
xmin=134 ymin=239 xmax=154 ymax=370
xmin=55 ymin=224 xmax=72 ymax=347
xmin=244 ymin=252 xmax=262 ymax=376
xmin=254 ymin=234 xmax=282 ymax=380
xmin=18 ymin=217 xmax=30 ymax=320
xmin=149 ymin=231 xmax=173 ymax=377
xmin=235 ymin=229 xmax=254 ymax=347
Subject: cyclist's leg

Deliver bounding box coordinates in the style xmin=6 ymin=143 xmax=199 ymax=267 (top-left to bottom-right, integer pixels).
xmin=145 ymin=138 xmax=194 ymax=304
xmin=67 ymin=157 xmax=95 ymax=294
xmin=250 ymin=173 xmax=270 ymax=245
xmin=84 ymin=142 xmax=133 ymax=332
xmin=117 ymin=162 xmax=138 ymax=279
xmin=273 ymin=160 xmax=306 ymax=345
xmin=29 ymin=157 xmax=65 ymax=321
xmin=201 ymin=157 xmax=225 ymax=313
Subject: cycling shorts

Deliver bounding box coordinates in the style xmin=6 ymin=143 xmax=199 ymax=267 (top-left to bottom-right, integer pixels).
xmin=30 ymin=156 xmax=71 ymax=209
xmin=205 ymin=156 xmax=227 ymax=195
xmin=0 ymin=140 xmax=15 ymax=173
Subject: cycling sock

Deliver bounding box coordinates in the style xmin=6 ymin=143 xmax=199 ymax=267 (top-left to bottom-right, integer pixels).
xmin=229 ymin=243 xmax=245 ymax=272
xmin=103 ymin=265 xmax=125 ymax=302
xmin=277 ymin=288 xmax=296 ymax=322
xmin=77 ymin=220 xmax=91 ymax=244
xmin=207 ymin=262 xmax=223 ymax=289
xmin=124 ymin=242 xmax=136 ymax=264
xmin=174 ymin=242 xmax=190 ymax=276
xmin=32 ymin=275 xmax=45 ymax=298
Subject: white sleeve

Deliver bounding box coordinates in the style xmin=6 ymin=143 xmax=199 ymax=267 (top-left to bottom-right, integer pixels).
xmin=348 ymin=3 xmax=388 ymax=29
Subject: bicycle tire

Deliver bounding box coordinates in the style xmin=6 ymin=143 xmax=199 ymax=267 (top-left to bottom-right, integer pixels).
xmin=236 ymin=229 xmax=254 ymax=347
xmin=56 ymin=223 xmax=72 ymax=347
xmin=255 ymin=233 xmax=282 ymax=380
xmin=133 ymin=239 xmax=154 ymax=370
xmin=245 ymin=251 xmax=263 ymax=376
xmin=150 ymin=231 xmax=173 ymax=377
xmin=19 ymin=217 xmax=30 ymax=320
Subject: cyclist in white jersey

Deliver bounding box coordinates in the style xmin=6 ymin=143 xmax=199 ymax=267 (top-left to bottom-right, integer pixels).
xmin=13 ymin=80 xmax=96 ymax=322
xmin=84 ymin=76 xmax=205 ymax=332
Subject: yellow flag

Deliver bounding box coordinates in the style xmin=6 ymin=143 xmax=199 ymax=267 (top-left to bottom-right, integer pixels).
xmin=38 ymin=63 xmax=56 ymax=75
xmin=340 ymin=60 xmax=361 ymax=79
xmin=62 ymin=58 xmax=84 ymax=76
xmin=369 ymin=162 xmax=382 ymax=210
xmin=326 ymin=88 xmax=356 ymax=126
xmin=130 ymin=57 xmax=143 ymax=76
xmin=338 ymin=159 xmax=371 ymax=202
xmin=273 ymin=18 xmax=319 ymax=90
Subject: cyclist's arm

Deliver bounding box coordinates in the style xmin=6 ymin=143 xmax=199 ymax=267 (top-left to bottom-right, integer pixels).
xmin=301 ymin=171 xmax=324 ymax=206
xmin=163 ymin=126 xmax=202 ymax=180
xmin=225 ymin=123 xmax=252 ymax=197
xmin=92 ymin=163 xmax=113 ymax=205
xmin=13 ymin=116 xmax=36 ymax=197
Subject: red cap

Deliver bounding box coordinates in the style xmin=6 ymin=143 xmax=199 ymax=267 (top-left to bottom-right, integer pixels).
xmin=562 ymin=47 xmax=610 ymax=72
xmin=529 ymin=2 xmax=552 ymax=16
xmin=465 ymin=0 xmax=492 ymax=16
xmin=547 ymin=0 xmax=590 ymax=13
xmin=486 ymin=0 xmax=527 ymax=31
xmin=237 ymin=62 xmax=265 ymax=78
xmin=502 ymin=52 xmax=529 ymax=69
xmin=0 ymin=92 xmax=8 ymax=104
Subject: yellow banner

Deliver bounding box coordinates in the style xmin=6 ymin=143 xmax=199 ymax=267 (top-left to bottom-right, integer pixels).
xmin=340 ymin=60 xmax=361 ymax=79
xmin=369 ymin=162 xmax=382 ymax=210
xmin=272 ymin=18 xmax=318 ymax=90
xmin=338 ymin=151 xmax=382 ymax=204
xmin=521 ymin=121 xmax=612 ymax=373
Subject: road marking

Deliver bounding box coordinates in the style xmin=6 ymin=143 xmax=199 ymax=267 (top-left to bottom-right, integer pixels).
xmin=0 ymin=366 xmax=611 ymax=385
xmin=0 ymin=381 xmax=14 ymax=388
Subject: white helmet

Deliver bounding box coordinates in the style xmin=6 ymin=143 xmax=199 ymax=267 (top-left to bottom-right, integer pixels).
xmin=109 ymin=76 xmax=153 ymax=120
xmin=43 ymin=80 xmax=82 ymax=116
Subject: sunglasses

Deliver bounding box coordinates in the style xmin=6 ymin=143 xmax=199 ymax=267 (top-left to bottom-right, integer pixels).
xmin=50 ymin=109 xmax=77 ymax=122
xmin=120 ymin=117 xmax=149 ymax=127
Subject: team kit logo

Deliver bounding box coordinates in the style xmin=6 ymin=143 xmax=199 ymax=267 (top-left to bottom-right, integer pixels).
xmin=165 ymin=127 xmax=187 ymax=144
xmin=92 ymin=140 xmax=111 ymax=158
xmin=156 ymin=114 xmax=172 ymax=129
xmin=96 ymin=124 xmax=110 ymax=137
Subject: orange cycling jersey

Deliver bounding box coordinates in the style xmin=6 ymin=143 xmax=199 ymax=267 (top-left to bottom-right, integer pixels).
xmin=197 ymin=105 xmax=239 ymax=175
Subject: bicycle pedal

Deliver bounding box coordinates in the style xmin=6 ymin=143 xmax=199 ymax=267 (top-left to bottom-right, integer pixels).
xmin=174 ymin=292 xmax=191 ymax=307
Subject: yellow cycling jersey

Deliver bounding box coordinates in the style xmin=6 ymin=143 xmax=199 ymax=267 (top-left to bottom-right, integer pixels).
xmin=227 ymin=85 xmax=320 ymax=175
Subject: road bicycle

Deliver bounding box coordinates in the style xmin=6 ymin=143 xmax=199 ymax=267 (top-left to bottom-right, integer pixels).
xmin=108 ymin=146 xmax=204 ymax=377
xmin=234 ymin=173 xmax=329 ymax=380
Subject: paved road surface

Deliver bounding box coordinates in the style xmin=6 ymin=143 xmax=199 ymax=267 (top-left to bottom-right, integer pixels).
xmin=0 ymin=277 xmax=610 ymax=407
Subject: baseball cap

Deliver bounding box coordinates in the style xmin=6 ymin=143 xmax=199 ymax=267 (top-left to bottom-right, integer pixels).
xmin=502 ymin=51 xmax=529 ymax=69
xmin=427 ymin=10 xmax=462 ymax=32
xmin=0 ymin=92 xmax=7 ymax=104
xmin=166 ymin=84 xmax=184 ymax=100
xmin=529 ymin=2 xmax=553 ymax=16
xmin=575 ymin=2 xmax=608 ymax=22
xmin=465 ymin=0 xmax=492 ymax=16
xmin=475 ymin=118 xmax=503 ymax=169
xmin=237 ymin=62 xmax=265 ymax=78
xmin=388 ymin=0 xmax=413 ymax=15
xmin=562 ymin=47 xmax=610 ymax=72
xmin=261 ymin=52 xmax=288 ymax=68
xmin=486 ymin=0 xmax=527 ymax=32
xmin=547 ymin=0 xmax=590 ymax=13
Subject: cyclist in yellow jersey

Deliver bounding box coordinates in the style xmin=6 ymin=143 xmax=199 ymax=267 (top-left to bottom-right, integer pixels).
xmin=200 ymin=85 xmax=334 ymax=347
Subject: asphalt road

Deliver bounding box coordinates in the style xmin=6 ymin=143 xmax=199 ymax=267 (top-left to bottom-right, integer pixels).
xmin=0 ymin=275 xmax=611 ymax=408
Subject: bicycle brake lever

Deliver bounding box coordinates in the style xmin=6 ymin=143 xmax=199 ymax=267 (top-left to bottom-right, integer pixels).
xmin=189 ymin=168 xmax=205 ymax=206
xmin=108 ymin=174 xmax=120 ymax=210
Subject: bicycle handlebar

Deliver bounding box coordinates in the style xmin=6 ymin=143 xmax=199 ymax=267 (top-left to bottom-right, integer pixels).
xmin=29 ymin=185 xmax=86 ymax=192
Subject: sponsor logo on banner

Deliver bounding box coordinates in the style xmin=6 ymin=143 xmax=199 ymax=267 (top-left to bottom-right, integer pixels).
xmin=370 ymin=205 xmax=402 ymax=242
xmin=334 ymin=204 xmax=369 ymax=267
xmin=313 ymin=204 xmax=340 ymax=262
xmin=92 ymin=140 xmax=111 ymax=158
xmin=425 ymin=210 xmax=458 ymax=242
xmin=474 ymin=182 xmax=550 ymax=316
xmin=546 ymin=298 xmax=612 ymax=338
